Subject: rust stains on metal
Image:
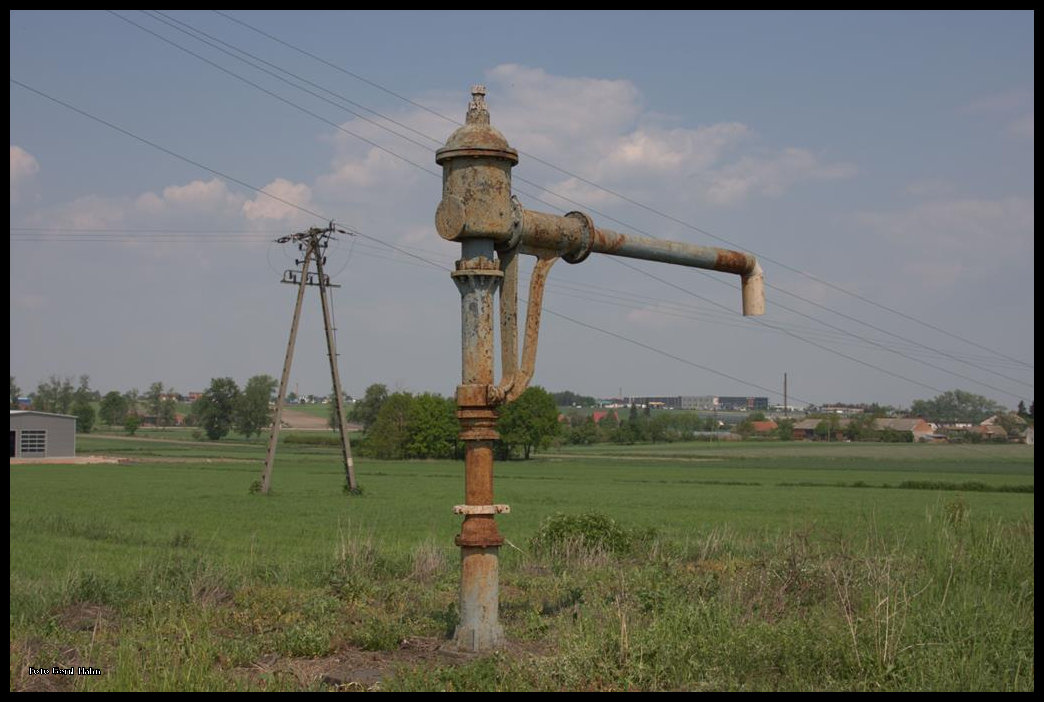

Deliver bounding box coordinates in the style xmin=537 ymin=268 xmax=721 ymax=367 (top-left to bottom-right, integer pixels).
xmin=714 ymin=248 xmax=756 ymax=275
xmin=436 ymin=85 xmax=769 ymax=653
xmin=591 ymin=227 xmax=627 ymax=254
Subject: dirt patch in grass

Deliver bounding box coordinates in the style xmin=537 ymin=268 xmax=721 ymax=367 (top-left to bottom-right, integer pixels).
xmin=236 ymin=636 xmax=544 ymax=691
xmin=10 ymin=637 xmax=89 ymax=692
xmin=56 ymin=602 xmax=119 ymax=633
xmin=10 ymin=456 xmax=126 ymax=465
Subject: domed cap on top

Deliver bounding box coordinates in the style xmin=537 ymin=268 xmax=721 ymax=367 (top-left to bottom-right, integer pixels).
xmin=436 ymin=85 xmax=519 ymax=165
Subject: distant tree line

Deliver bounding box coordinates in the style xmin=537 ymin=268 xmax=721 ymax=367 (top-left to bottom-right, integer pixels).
xmin=10 ymin=373 xmax=280 ymax=439
xmin=345 ymin=383 xmax=560 ymax=460
xmin=552 ymin=390 xmax=599 ymax=408
xmin=558 ymin=404 xmax=735 ymax=445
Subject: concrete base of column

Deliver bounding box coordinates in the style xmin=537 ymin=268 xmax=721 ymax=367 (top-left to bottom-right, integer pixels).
xmin=451 ymin=546 xmax=504 ymax=652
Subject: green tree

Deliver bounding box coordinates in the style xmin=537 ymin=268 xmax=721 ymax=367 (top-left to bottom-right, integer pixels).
xmin=10 ymin=376 xmax=21 ymax=409
xmin=992 ymin=412 xmax=1027 ymax=439
xmin=568 ymin=415 xmax=601 ymax=445
xmin=775 ymin=418 xmax=795 ymax=441
xmin=159 ymin=391 xmax=178 ymax=428
xmin=99 ymin=391 xmax=128 ymax=427
xmin=367 ymin=392 xmax=413 ymax=459
xmin=124 ymin=388 xmax=140 ymax=418
xmin=329 ymin=396 xmax=344 ymax=430
xmin=406 ymin=393 xmax=458 ymax=459
xmin=350 ymin=383 xmax=389 ymax=432
xmin=70 ymin=375 xmax=95 ymax=433
xmin=34 ymin=374 xmax=74 ymax=414
xmin=497 ymin=386 xmax=559 ymax=459
xmin=73 ymin=402 xmax=96 ymax=433
xmin=814 ymin=415 xmax=841 ymax=441
xmin=193 ymin=377 xmax=241 ymax=440
xmin=145 ymin=381 xmax=166 ymax=426
xmin=124 ymin=414 xmax=141 ymax=436
xmin=843 ymin=413 xmax=877 ymax=441
xmin=910 ymin=390 xmax=1004 ymax=424
xmin=235 ymin=375 xmax=277 ymax=438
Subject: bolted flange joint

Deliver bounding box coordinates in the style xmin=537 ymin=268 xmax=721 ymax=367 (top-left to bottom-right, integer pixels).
xmin=456 ymin=384 xmax=500 ymax=440
xmin=456 ymin=516 xmax=504 ymax=548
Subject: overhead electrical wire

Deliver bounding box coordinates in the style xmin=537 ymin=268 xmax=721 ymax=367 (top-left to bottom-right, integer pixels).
xmin=121 ymin=9 xmax=1032 ymax=397
xmin=9 ymin=67 xmax=1027 ymax=406
xmin=211 ymin=9 xmax=1032 ymax=373
xmin=11 ymin=16 xmax=1032 ymax=408
xmin=6 ymin=77 xmax=869 ymax=408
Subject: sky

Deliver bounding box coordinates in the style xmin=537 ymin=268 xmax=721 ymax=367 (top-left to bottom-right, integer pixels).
xmin=9 ymin=10 xmax=1034 ymax=411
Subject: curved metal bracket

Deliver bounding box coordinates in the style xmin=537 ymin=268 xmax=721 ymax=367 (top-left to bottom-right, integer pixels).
xmin=492 ymin=248 xmax=558 ymax=406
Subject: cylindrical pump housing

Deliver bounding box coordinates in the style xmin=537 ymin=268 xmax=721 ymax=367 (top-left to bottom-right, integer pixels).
xmin=435 ymin=86 xmax=518 ymax=243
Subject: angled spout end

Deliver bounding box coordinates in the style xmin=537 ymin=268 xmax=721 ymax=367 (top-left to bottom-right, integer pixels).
xmin=741 ymin=261 xmax=765 ymax=316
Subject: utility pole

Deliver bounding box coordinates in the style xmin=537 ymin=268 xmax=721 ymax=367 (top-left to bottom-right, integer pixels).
xmin=259 ymin=222 xmax=358 ymax=495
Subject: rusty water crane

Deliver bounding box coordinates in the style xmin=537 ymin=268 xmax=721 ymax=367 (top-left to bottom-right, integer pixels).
xmin=437 ymin=86 xmax=765 ymax=653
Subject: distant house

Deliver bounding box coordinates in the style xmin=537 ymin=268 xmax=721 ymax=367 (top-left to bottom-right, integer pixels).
xmin=976 ymin=424 xmax=1009 ymax=441
xmin=750 ymin=420 xmax=778 ymax=436
xmin=980 ymin=414 xmax=1026 ymax=428
xmin=10 ymin=410 xmax=77 ymax=458
xmin=791 ymin=418 xmax=851 ymax=441
xmin=872 ymin=418 xmax=934 ymax=442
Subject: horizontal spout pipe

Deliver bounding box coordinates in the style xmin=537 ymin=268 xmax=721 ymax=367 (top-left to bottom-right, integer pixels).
xmin=518 ymin=208 xmax=764 ymax=316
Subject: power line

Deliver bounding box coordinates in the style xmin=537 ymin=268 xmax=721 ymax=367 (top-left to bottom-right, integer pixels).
xmin=144 ymin=10 xmax=441 ymax=153
xmin=105 ymin=11 xmax=441 ymax=180
xmin=187 ymin=11 xmax=1036 ymax=387
xmin=611 ymin=259 xmax=1021 ymax=400
xmin=114 ymin=10 xmax=1033 ymax=396
xmin=208 ymin=10 xmax=1030 ymax=372
xmin=11 ymin=77 xmax=1030 ymax=412
xmin=20 ymin=218 xmax=1022 ymax=390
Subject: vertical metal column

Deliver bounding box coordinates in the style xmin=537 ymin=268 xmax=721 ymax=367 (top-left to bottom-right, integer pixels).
xmin=450 ymin=238 xmax=505 ymax=651
xmin=435 ymin=85 xmax=764 ymax=654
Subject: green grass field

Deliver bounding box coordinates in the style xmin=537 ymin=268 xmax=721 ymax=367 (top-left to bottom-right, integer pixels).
xmin=9 ymin=437 xmax=1034 ymax=691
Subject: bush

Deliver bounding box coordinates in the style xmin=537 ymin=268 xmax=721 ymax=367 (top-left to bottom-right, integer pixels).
xmin=530 ymin=512 xmax=654 ymax=557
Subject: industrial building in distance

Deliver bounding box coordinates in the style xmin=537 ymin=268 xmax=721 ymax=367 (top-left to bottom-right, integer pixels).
xmin=607 ymin=396 xmax=770 ymax=411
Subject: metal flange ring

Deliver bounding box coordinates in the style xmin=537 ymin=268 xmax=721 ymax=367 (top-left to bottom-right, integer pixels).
xmin=563 ymin=211 xmax=595 ymax=264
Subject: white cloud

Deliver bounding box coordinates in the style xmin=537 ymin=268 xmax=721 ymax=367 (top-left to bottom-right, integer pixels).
xmin=482 ymin=65 xmax=854 ymax=208
xmin=961 ymin=88 xmax=1033 ymax=142
xmin=487 ymin=64 xmax=642 ymax=146
xmin=306 ymin=64 xmax=856 ymax=232
xmin=242 ymin=178 xmax=313 ymax=222
xmin=33 ymin=178 xmax=246 ymax=233
xmin=856 ymin=196 xmax=1033 ymax=290
xmin=704 ymin=148 xmax=856 ymax=206
xmin=10 ymin=145 xmax=40 ymax=203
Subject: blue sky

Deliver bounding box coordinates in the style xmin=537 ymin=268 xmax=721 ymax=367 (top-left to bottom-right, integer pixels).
xmin=10 ymin=11 xmax=1034 ymax=410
